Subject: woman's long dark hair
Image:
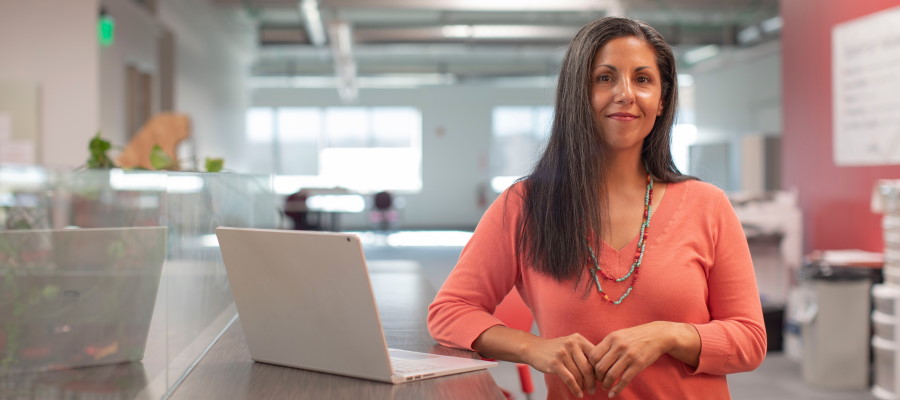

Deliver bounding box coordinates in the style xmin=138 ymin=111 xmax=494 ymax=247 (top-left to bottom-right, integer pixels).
xmin=518 ymin=17 xmax=694 ymax=285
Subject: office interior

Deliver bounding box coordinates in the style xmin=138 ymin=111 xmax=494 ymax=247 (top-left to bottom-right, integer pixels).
xmin=1 ymin=0 xmax=899 ymax=398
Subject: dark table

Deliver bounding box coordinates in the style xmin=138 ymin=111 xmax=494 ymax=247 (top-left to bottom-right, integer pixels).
xmin=167 ymin=261 xmax=504 ymax=400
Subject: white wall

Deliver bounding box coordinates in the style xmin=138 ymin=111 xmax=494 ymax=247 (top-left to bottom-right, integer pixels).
xmin=98 ymin=0 xmax=255 ymax=171
xmin=99 ymin=0 xmax=161 ymax=147
xmin=157 ymin=1 xmax=255 ymax=171
xmin=254 ymin=86 xmax=556 ymax=229
xmin=0 ymin=0 xmax=99 ymax=168
xmin=691 ymin=40 xmax=782 ymax=191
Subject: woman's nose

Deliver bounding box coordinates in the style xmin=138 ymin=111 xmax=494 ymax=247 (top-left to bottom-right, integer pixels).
xmin=614 ymin=80 xmax=635 ymax=104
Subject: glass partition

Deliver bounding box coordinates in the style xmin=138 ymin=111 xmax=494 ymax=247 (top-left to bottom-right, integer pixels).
xmin=0 ymin=165 xmax=277 ymax=399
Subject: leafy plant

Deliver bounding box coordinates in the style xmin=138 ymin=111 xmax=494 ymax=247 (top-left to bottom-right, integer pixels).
xmin=86 ymin=132 xmax=116 ymax=169
xmin=149 ymin=145 xmax=177 ymax=170
xmin=84 ymin=133 xmax=225 ymax=172
xmin=205 ymin=158 xmax=224 ymax=173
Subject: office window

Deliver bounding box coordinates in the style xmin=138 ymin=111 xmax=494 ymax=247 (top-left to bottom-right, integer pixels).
xmin=490 ymin=106 xmax=553 ymax=192
xmin=246 ymin=106 xmax=422 ymax=193
xmin=325 ymin=107 xmax=368 ymax=147
xmin=278 ymin=108 xmax=321 ymax=175
xmin=372 ymin=108 xmax=417 ymax=147
xmin=246 ymin=108 xmax=274 ymax=143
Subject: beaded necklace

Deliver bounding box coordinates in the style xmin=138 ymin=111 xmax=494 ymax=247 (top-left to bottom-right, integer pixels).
xmin=587 ymin=172 xmax=653 ymax=305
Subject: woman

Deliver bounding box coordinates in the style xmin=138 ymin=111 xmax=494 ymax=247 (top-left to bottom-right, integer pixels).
xmin=427 ymin=17 xmax=766 ymax=400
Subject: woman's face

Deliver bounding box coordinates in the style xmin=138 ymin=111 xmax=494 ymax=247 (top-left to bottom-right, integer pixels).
xmin=590 ymin=36 xmax=664 ymax=153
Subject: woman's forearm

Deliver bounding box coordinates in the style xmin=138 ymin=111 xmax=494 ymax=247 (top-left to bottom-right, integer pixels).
xmin=472 ymin=325 xmax=542 ymax=364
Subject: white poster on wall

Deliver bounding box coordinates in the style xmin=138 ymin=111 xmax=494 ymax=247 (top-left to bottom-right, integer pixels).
xmin=0 ymin=112 xmax=10 ymax=140
xmin=833 ymin=5 xmax=900 ymax=166
xmin=0 ymin=111 xmax=35 ymax=164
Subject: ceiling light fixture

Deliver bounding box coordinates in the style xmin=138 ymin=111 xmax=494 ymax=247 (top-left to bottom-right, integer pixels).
xmin=299 ymin=0 xmax=327 ymax=46
xmin=738 ymin=25 xmax=762 ymax=45
xmin=683 ymin=45 xmax=720 ymax=65
xmin=329 ymin=21 xmax=358 ymax=102
xmin=249 ymin=74 xmax=457 ymax=89
xmin=440 ymin=24 xmax=577 ymax=39
xmin=442 ymin=25 xmax=474 ymax=38
xmin=761 ymin=16 xmax=783 ymax=34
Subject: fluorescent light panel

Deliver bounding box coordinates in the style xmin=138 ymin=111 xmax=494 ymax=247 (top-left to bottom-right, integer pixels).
xmin=324 ymin=0 xmax=614 ymax=12
xmin=300 ymin=0 xmax=326 ymax=46
xmin=441 ymin=24 xmax=576 ymax=39
xmin=738 ymin=25 xmax=762 ymax=45
xmin=677 ymin=74 xmax=694 ymax=87
xmin=329 ymin=21 xmax=358 ymax=101
xmin=761 ymin=16 xmax=783 ymax=34
xmin=683 ymin=45 xmax=720 ymax=65
xmin=250 ymin=74 xmax=457 ymax=88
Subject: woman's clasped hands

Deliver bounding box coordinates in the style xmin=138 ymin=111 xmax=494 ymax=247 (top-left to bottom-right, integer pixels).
xmin=523 ymin=321 xmax=688 ymax=399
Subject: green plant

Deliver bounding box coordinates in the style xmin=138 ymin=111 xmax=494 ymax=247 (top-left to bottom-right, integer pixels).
xmin=86 ymin=132 xmax=116 ymax=169
xmin=84 ymin=133 xmax=225 ymax=172
xmin=205 ymin=158 xmax=224 ymax=173
xmin=149 ymin=145 xmax=177 ymax=170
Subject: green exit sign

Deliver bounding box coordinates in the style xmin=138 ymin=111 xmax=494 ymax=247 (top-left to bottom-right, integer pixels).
xmin=98 ymin=14 xmax=115 ymax=47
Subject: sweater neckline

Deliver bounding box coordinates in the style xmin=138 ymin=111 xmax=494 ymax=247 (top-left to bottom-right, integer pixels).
xmin=600 ymin=180 xmax=686 ymax=255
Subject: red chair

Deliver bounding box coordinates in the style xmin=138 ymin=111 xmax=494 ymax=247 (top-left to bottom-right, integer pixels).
xmin=493 ymin=287 xmax=535 ymax=400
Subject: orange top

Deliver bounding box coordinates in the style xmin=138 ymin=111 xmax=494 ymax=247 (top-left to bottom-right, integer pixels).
xmin=428 ymin=179 xmax=766 ymax=400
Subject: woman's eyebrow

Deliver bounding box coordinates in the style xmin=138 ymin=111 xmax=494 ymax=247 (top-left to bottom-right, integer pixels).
xmin=592 ymin=65 xmax=654 ymax=72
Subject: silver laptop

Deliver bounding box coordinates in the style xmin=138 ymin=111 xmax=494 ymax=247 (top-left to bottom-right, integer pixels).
xmin=215 ymin=227 xmax=496 ymax=384
xmin=0 ymin=226 xmax=167 ymax=373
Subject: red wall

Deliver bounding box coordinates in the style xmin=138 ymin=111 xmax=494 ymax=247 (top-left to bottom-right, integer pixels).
xmin=781 ymin=0 xmax=900 ymax=252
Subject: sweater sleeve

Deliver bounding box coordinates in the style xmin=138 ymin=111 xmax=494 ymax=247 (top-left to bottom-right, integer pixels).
xmin=688 ymin=190 xmax=768 ymax=375
xmin=427 ymin=185 xmax=523 ymax=351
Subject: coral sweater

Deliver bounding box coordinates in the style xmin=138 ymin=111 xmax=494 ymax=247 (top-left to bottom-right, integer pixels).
xmin=428 ymin=180 xmax=766 ymax=400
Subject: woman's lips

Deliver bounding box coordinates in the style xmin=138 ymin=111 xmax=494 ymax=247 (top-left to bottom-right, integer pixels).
xmin=608 ymin=113 xmax=638 ymax=121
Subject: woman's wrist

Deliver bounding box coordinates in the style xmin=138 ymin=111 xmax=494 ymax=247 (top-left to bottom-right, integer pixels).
xmin=517 ymin=333 xmax=542 ymax=365
xmin=474 ymin=325 xmax=541 ymax=365
xmin=665 ymin=322 xmax=701 ymax=367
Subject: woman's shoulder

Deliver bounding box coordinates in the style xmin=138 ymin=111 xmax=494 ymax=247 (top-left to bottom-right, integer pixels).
xmin=500 ymin=179 xmax=528 ymax=203
xmin=670 ymin=178 xmax=728 ymax=206
xmin=484 ymin=179 xmax=527 ymax=216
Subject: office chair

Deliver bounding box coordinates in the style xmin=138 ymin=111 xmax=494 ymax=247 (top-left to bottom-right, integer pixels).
xmin=492 ymin=287 xmax=535 ymax=400
xmin=369 ymin=191 xmax=399 ymax=232
xmin=283 ymin=190 xmax=320 ymax=230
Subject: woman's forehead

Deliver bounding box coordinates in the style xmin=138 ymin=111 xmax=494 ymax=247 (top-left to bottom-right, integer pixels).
xmin=591 ymin=37 xmax=657 ymax=68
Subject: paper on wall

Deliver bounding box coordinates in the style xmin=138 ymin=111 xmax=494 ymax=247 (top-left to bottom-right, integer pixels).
xmin=833 ymin=5 xmax=900 ymax=165
xmin=0 ymin=112 xmax=35 ymax=164
xmin=0 ymin=112 xmax=10 ymax=140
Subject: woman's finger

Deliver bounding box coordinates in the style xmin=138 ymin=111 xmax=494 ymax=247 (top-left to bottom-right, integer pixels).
xmin=573 ymin=344 xmax=597 ymax=395
xmin=592 ymin=339 xmax=617 ymax=385
xmin=551 ymin=359 xmax=585 ymax=398
xmin=564 ymin=352 xmax=589 ymax=395
xmin=608 ymin=365 xmax=639 ymax=398
xmin=602 ymin=354 xmax=627 ymax=390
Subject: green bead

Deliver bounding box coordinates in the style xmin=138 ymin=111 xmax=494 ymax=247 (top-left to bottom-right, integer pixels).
xmin=585 ymin=172 xmax=652 ymax=305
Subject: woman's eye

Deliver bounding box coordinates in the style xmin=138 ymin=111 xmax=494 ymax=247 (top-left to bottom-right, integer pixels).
xmin=637 ymin=76 xmax=651 ymax=84
xmin=596 ymin=74 xmax=613 ymax=82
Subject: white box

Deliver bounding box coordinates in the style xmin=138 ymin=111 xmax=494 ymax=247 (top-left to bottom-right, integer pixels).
xmin=873 ymin=336 xmax=897 ymax=393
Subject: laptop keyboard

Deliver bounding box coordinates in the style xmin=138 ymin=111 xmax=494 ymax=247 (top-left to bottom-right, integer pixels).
xmin=391 ymin=358 xmax=442 ymax=374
